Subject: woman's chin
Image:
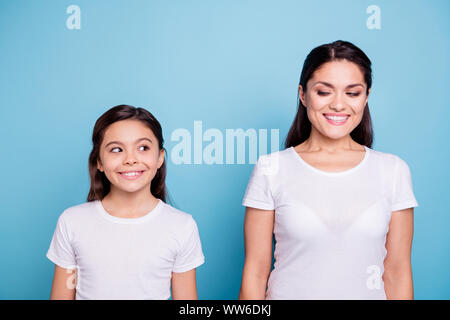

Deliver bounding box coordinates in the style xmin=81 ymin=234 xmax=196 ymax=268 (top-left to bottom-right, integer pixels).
xmin=321 ymin=130 xmax=350 ymax=141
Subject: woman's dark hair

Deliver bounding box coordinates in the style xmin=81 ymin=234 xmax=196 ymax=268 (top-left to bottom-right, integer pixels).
xmin=285 ymin=40 xmax=374 ymax=149
xmin=87 ymin=105 xmax=167 ymax=202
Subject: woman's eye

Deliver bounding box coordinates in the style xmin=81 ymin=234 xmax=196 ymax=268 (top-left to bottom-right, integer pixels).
xmin=111 ymin=147 xmax=122 ymax=153
xmin=347 ymin=92 xmax=360 ymax=97
xmin=317 ymin=91 xmax=330 ymax=96
xmin=139 ymin=145 xmax=149 ymax=151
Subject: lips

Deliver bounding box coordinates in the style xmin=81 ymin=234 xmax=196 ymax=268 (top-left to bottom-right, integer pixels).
xmin=118 ymin=170 xmax=145 ymax=180
xmin=323 ymin=113 xmax=350 ymax=126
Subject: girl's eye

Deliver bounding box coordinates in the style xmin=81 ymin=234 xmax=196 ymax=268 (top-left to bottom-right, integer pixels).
xmin=347 ymin=92 xmax=361 ymax=97
xmin=317 ymin=91 xmax=330 ymax=96
xmin=109 ymin=146 xmax=149 ymax=152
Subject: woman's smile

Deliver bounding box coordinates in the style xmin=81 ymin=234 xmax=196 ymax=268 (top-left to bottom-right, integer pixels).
xmin=322 ymin=113 xmax=351 ymax=126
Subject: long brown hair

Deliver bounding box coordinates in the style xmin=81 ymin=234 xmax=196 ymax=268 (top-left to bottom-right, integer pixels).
xmin=87 ymin=105 xmax=167 ymax=202
xmin=285 ymin=40 xmax=374 ymax=149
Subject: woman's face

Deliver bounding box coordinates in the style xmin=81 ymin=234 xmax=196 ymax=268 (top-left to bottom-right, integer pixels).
xmin=97 ymin=119 xmax=164 ymax=195
xmin=299 ymin=59 xmax=370 ymax=141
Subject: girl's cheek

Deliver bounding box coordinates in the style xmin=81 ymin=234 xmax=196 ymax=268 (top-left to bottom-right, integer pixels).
xmin=145 ymin=152 xmax=160 ymax=166
xmin=103 ymin=155 xmax=122 ymax=171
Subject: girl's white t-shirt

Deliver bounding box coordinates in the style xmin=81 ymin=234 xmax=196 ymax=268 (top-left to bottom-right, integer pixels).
xmin=242 ymin=146 xmax=419 ymax=300
xmin=47 ymin=199 xmax=205 ymax=300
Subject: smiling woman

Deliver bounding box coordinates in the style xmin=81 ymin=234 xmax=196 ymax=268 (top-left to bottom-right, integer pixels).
xmin=300 ymin=60 xmax=370 ymax=139
xmin=287 ymin=41 xmax=374 ymax=149
xmin=239 ymin=40 xmax=418 ymax=300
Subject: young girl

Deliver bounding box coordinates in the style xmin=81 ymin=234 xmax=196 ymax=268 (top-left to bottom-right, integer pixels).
xmin=47 ymin=105 xmax=205 ymax=300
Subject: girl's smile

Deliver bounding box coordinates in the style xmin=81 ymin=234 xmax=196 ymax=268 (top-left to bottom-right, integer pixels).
xmin=118 ymin=170 xmax=146 ymax=180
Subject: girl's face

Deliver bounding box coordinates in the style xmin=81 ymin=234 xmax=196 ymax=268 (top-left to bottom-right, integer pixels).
xmin=97 ymin=119 xmax=164 ymax=195
xmin=299 ymin=59 xmax=370 ymax=140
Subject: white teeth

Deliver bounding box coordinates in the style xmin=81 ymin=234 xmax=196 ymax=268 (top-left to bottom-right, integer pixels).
xmin=123 ymin=171 xmax=141 ymax=176
xmin=325 ymin=115 xmax=348 ymax=121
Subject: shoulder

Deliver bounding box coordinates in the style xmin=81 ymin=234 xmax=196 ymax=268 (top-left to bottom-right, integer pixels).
xmin=366 ymin=147 xmax=411 ymax=173
xmin=257 ymin=148 xmax=292 ymax=162
xmin=367 ymin=147 xmax=404 ymax=165
xmin=253 ymin=148 xmax=292 ymax=174
xmin=158 ymin=201 xmax=198 ymax=230
xmin=58 ymin=201 xmax=98 ymax=224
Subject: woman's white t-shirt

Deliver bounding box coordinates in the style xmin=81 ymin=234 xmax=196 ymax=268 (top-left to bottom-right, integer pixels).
xmin=242 ymin=146 xmax=418 ymax=300
xmin=47 ymin=199 xmax=205 ymax=300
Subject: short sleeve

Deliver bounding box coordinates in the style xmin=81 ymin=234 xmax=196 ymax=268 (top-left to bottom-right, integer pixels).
xmin=46 ymin=212 xmax=77 ymax=269
xmin=173 ymin=216 xmax=205 ymax=273
xmin=391 ymin=157 xmax=419 ymax=212
xmin=242 ymin=155 xmax=275 ymax=210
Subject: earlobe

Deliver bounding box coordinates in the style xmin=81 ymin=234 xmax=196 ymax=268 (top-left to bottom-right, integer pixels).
xmin=97 ymin=160 xmax=103 ymax=172
xmin=158 ymin=149 xmax=165 ymax=169
xmin=299 ymin=85 xmax=306 ymax=107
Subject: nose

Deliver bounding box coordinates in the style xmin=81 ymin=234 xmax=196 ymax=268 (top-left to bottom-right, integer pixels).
xmin=331 ymin=93 xmax=345 ymax=111
xmin=123 ymin=151 xmax=138 ymax=165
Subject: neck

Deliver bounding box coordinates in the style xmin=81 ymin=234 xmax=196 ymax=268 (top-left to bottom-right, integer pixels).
xmin=103 ymin=186 xmax=158 ymax=217
xmin=304 ymin=127 xmax=362 ymax=152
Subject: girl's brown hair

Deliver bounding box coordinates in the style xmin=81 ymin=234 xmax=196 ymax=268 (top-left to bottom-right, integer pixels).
xmin=285 ymin=40 xmax=374 ymax=149
xmin=87 ymin=105 xmax=167 ymax=202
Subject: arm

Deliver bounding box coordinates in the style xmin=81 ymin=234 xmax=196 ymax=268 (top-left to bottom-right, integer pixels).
xmin=171 ymin=269 xmax=198 ymax=300
xmin=49 ymin=265 xmax=76 ymax=300
xmin=383 ymin=207 xmax=414 ymax=299
xmin=239 ymin=206 xmax=275 ymax=300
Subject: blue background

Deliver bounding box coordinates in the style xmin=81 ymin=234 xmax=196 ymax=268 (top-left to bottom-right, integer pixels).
xmin=0 ymin=0 xmax=449 ymax=299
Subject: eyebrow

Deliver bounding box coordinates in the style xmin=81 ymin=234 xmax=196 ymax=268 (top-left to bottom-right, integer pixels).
xmin=312 ymin=81 xmax=365 ymax=89
xmin=104 ymin=137 xmax=153 ymax=148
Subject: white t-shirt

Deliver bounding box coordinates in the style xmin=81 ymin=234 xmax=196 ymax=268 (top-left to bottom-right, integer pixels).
xmin=242 ymin=146 xmax=418 ymax=300
xmin=47 ymin=198 xmax=205 ymax=300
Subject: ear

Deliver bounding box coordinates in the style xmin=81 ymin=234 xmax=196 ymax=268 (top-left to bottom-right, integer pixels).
xmin=97 ymin=159 xmax=103 ymax=172
xmin=157 ymin=148 xmax=165 ymax=169
xmin=299 ymin=85 xmax=307 ymax=107
xmin=365 ymin=88 xmax=371 ymax=105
